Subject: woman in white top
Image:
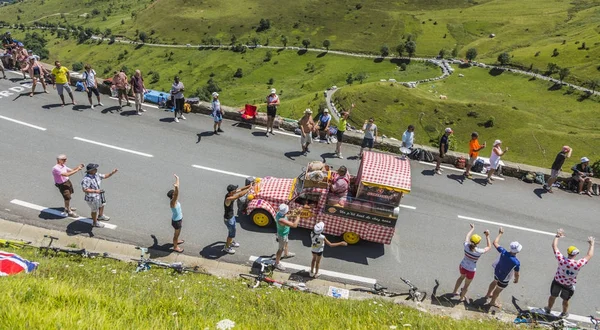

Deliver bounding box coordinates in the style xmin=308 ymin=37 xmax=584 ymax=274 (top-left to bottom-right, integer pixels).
xmin=452 ymin=224 xmax=491 ymax=301
xmin=487 ymin=140 xmax=508 ymax=184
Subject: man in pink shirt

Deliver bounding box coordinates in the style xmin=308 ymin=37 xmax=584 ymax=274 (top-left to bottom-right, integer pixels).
xmin=329 ymin=166 xmax=349 ymax=205
xmin=544 ymin=228 xmax=595 ymax=318
xmin=52 ymin=154 xmax=84 ymax=217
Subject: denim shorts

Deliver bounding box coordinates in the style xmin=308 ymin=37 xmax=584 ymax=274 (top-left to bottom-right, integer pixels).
xmin=224 ymin=216 xmax=236 ymax=238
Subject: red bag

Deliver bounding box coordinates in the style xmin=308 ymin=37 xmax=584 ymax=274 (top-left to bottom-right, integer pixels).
xmin=455 ymin=157 xmax=466 ymax=169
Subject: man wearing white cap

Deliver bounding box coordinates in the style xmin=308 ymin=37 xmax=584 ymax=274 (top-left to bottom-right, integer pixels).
xmin=485 ymin=227 xmax=521 ymax=308
xmin=571 ymin=157 xmax=593 ymax=196
xmin=211 ymin=92 xmax=223 ymax=135
xmin=265 ymin=88 xmax=280 ymax=135
xmin=274 ymin=204 xmax=300 ymax=271
xmin=544 ymin=229 xmax=594 ymax=318
xmin=298 ymin=108 xmax=315 ymax=155
xmin=544 ymin=146 xmax=572 ymax=193
xmin=309 ymin=221 xmax=347 ymax=278
xmin=435 ymin=127 xmax=453 ymax=175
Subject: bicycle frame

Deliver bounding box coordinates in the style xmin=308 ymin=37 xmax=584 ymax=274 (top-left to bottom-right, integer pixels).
xmin=133 ymin=246 xmax=185 ymax=273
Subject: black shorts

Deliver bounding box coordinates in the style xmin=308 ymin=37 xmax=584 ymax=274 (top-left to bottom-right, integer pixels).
xmin=361 ymin=138 xmax=374 ymax=149
xmin=267 ymin=105 xmax=277 ymax=117
xmin=312 ymin=251 xmax=323 ymax=256
xmin=87 ymin=87 xmax=100 ymax=98
xmin=550 ymin=279 xmax=574 ymax=300
xmin=55 ymin=180 xmax=74 ymax=201
xmin=494 ymin=275 xmax=510 ymax=288
xmin=171 ymin=219 xmax=183 ymax=230
xmin=336 ymin=130 xmax=345 ymax=141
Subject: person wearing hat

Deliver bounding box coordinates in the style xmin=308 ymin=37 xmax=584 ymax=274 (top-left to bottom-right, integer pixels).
xmin=298 ymin=108 xmax=315 ymax=155
xmin=486 ymin=140 xmax=508 ymax=184
xmin=317 ymin=108 xmax=332 ymax=144
xmin=211 ymin=92 xmax=224 ymax=134
xmin=81 ymin=164 xmax=118 ymax=228
xmin=223 ymin=183 xmax=253 ymax=254
xmin=309 ymin=221 xmax=347 ymax=278
xmin=14 ymin=42 xmax=28 ymax=79
xmin=435 ymin=127 xmax=453 ymax=175
xmin=543 ymin=146 xmax=572 ymax=193
xmin=485 ymin=227 xmax=521 ymax=308
xmin=452 ymin=224 xmax=491 ymax=301
xmin=463 ymin=132 xmax=486 ymax=179
xmin=274 ymin=203 xmax=301 ymax=271
xmin=171 ymin=76 xmax=185 ymax=122
xmin=571 ymin=156 xmax=594 ymax=196
xmin=265 ymin=88 xmax=280 ymax=135
xmin=544 ymin=229 xmax=594 ymax=318
xmin=167 ymin=174 xmax=185 ymax=253
xmin=359 ymin=117 xmax=378 ymax=158
xmin=52 ymin=154 xmax=85 ymax=218
xmin=1 ymin=31 xmax=16 ymax=70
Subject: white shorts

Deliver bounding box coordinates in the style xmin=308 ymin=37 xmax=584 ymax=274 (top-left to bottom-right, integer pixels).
xmin=301 ymin=133 xmax=313 ymax=146
xmin=86 ymin=199 xmax=105 ymax=212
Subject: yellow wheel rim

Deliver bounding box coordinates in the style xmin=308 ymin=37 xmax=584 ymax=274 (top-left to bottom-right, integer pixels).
xmin=253 ymin=213 xmax=270 ymax=227
xmin=343 ymin=232 xmax=360 ymax=245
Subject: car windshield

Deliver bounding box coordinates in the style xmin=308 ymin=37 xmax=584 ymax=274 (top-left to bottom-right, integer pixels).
xmin=293 ymin=171 xmax=305 ymax=198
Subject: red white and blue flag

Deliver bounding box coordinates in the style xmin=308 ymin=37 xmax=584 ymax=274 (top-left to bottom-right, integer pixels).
xmin=0 ymin=251 xmax=39 ymax=276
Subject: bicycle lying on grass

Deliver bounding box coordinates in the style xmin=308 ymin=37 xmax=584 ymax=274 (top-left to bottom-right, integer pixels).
xmin=0 ymin=238 xmax=33 ymax=249
xmin=132 ymin=246 xmax=203 ymax=274
xmin=39 ymin=235 xmax=110 ymax=258
xmin=239 ymin=260 xmax=314 ymax=293
xmin=351 ymin=278 xmax=427 ymax=302
xmin=513 ymin=308 xmax=579 ymax=330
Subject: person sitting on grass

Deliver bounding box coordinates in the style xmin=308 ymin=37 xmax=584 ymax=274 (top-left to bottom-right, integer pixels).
xmin=571 ymin=157 xmax=594 ymax=196
xmin=310 ymin=222 xmax=347 ymax=278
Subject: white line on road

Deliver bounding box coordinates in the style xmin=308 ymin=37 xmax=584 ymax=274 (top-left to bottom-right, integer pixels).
xmin=10 ymin=199 xmax=117 ymax=230
xmin=249 ymin=256 xmax=376 ymax=285
xmin=399 ymin=205 xmax=417 ymax=210
xmin=527 ymin=306 xmax=591 ymax=324
xmin=73 ymin=137 xmax=154 ymax=157
xmin=0 ymin=115 xmax=47 ymax=131
xmin=254 ymin=126 xmax=299 ymax=138
xmin=108 ymin=97 xmax=159 ymax=109
xmin=457 ymin=215 xmax=554 ymax=236
xmin=192 ymin=164 xmax=250 ymax=178
xmin=419 ymin=161 xmax=505 ymax=180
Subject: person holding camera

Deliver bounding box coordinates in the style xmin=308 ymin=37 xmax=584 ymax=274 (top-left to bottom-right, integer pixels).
xmin=81 ymin=163 xmax=118 ymax=228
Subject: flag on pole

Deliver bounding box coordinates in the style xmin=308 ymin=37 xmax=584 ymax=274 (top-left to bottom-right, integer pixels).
xmin=0 ymin=251 xmax=38 ymax=276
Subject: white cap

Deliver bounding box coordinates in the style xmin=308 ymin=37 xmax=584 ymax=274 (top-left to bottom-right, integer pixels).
xmin=493 ymin=139 xmax=502 ymax=146
xmin=212 ymin=92 xmax=219 ymax=97
xmin=278 ymin=204 xmax=289 ymax=214
xmin=445 ymin=127 xmax=453 ymax=133
xmin=323 ymin=109 xmax=329 ymax=113
xmin=581 ymin=157 xmax=590 ymax=163
xmin=304 ymin=108 xmax=312 ymax=114
xmin=313 ymin=221 xmax=324 ymax=234
xmin=270 ymin=88 xmax=277 ymax=94
xmin=509 ymin=241 xmax=522 ymax=253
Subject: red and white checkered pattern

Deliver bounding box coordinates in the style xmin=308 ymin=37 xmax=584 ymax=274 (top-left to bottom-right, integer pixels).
xmin=246 ymin=177 xmax=294 ymax=217
xmin=357 ymin=151 xmax=411 ymax=193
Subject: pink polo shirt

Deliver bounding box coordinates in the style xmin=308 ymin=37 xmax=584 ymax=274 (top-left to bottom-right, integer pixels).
xmin=52 ymin=164 xmax=71 ymax=184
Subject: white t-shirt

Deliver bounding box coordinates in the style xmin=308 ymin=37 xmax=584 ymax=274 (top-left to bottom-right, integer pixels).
xmin=460 ymin=242 xmax=486 ymax=272
xmin=311 ymin=232 xmax=325 ymax=253
xmin=363 ymin=123 xmax=377 ymax=139
xmin=83 ymin=69 xmax=96 ymax=88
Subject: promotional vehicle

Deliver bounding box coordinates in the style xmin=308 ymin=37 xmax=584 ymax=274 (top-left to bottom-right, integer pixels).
xmin=240 ymin=151 xmax=411 ymax=244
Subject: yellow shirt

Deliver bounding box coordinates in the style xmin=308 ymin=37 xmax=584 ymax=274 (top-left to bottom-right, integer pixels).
xmin=52 ymin=67 xmax=69 ymax=84
xmin=338 ymin=118 xmax=347 ymax=132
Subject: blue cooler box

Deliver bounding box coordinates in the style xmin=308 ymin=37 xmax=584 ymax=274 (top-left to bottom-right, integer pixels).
xmin=144 ymin=90 xmax=169 ymax=104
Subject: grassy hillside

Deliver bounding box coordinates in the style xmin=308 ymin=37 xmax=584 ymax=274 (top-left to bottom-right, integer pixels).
xmin=0 ymin=247 xmax=514 ymax=330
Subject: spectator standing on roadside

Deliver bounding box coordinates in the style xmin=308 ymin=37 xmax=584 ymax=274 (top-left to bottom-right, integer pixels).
xmin=485 ymin=227 xmax=521 ymax=308
xmin=544 ymin=229 xmax=594 ymax=318
xmin=212 ymin=92 xmax=223 ymax=134
xmin=171 ymin=76 xmax=185 ymax=123
xmin=359 ymin=118 xmax=378 ymax=158
xmin=52 ymin=154 xmax=84 ymax=218
xmin=402 ymin=124 xmax=415 ymax=150
xmin=50 ymin=61 xmax=76 ymax=107
xmin=274 ymin=204 xmax=300 ymax=271
xmin=81 ymin=164 xmax=118 ymax=228
xmin=112 ymin=70 xmax=130 ymax=111
xmin=334 ymin=105 xmax=352 ymax=159
xmin=265 ymin=88 xmax=280 ymax=135
xmin=317 ymin=109 xmax=332 ymax=144
xmin=130 ymin=70 xmax=146 ymax=115
xmin=0 ymin=51 xmax=6 ymax=79
xmin=14 ymin=42 xmax=28 ymax=79
xmin=167 ymin=174 xmax=184 ymax=253
xmin=223 ymin=183 xmax=253 ymax=254
xmin=1 ymin=32 xmax=16 ymax=69
xmin=571 ymin=157 xmax=594 ymax=196
xmin=26 ymin=56 xmax=48 ymax=96
xmin=310 ymin=221 xmax=347 ymax=278
xmin=299 ymin=108 xmax=315 ymax=156
xmin=487 ymin=140 xmax=508 ymax=184
xmin=452 ymin=224 xmax=491 ymax=301
xmin=543 ymin=146 xmax=572 ymax=193
xmin=82 ymin=64 xmax=102 ymax=109
xmin=435 ymin=128 xmax=453 ymax=175
xmin=464 ymin=132 xmax=486 ymax=179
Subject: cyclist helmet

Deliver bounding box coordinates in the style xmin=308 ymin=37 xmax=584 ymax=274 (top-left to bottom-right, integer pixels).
xmin=470 ymin=234 xmax=481 ymax=245
xmin=567 ymin=246 xmax=579 ymax=256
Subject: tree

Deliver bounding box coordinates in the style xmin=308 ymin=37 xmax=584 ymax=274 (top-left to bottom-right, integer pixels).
xmin=438 ymin=48 xmax=446 ymax=59
xmin=552 ymin=48 xmax=559 ymax=57
xmin=103 ymin=28 xmax=112 ymax=37
xmin=251 ymin=37 xmax=259 ymax=47
xmin=451 ymin=46 xmax=459 ymax=58
xmin=207 ymin=78 xmax=221 ymax=94
xmin=395 ymin=43 xmax=405 ymax=57
xmin=399 ymin=63 xmax=407 ymax=71
xmin=323 ymin=39 xmax=331 ymax=51
xmin=587 ymin=79 xmax=598 ymax=94
xmin=139 ymin=31 xmax=148 ymax=43
xmin=546 ymin=63 xmax=559 ymax=75
xmin=23 ymin=32 xmax=49 ymax=59
xmin=280 ymin=35 xmax=288 ymax=47
xmin=109 ymin=35 xmax=115 ymax=44
xmin=302 ymin=38 xmax=311 ymax=49
xmin=72 ymin=62 xmax=84 ymax=71
xmin=380 ymin=45 xmax=389 ymax=57
xmin=257 ymin=18 xmax=271 ymax=32
xmin=558 ymin=67 xmax=570 ymax=82
xmin=497 ymin=52 xmax=511 ymax=66
xmin=264 ymin=50 xmax=272 ymax=62
xmin=233 ymin=68 xmax=243 ymax=78
xmin=346 ymin=73 xmax=354 ymax=85
xmin=355 ymin=72 xmax=367 ymax=84
xmin=405 ymin=40 xmax=416 ymax=57
xmin=466 ymin=48 xmax=477 ymax=61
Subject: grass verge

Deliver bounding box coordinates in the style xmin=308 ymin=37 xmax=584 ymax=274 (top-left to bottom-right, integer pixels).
xmin=0 ymin=247 xmax=514 ymax=329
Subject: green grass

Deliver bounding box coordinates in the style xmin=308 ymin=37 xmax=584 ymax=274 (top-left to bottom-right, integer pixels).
xmin=0 ymin=247 xmax=514 ymax=330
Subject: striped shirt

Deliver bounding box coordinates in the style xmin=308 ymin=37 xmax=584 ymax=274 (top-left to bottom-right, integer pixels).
xmin=460 ymin=242 xmax=485 ymax=272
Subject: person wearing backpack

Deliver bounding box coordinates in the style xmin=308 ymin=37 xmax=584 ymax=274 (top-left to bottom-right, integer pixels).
xmin=82 ymin=64 xmax=103 ymax=109
xmin=130 ymin=70 xmax=146 ymax=115
xmin=309 ymin=222 xmax=347 ymax=278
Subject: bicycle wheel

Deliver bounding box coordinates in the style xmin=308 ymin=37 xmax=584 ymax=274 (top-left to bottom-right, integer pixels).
xmin=239 ymin=273 xmax=261 ymax=288
xmin=350 ymin=288 xmax=377 ymax=294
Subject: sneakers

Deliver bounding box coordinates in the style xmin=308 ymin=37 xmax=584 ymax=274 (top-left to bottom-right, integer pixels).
xmin=559 ymin=312 xmax=569 ymax=319
xmin=543 ymin=307 xmax=551 ymax=314
xmin=303 ymin=151 xmax=308 ymax=156
xmin=97 ymin=215 xmax=110 ymax=221
xmin=137 ymin=112 xmax=142 ymax=116
xmin=274 ymin=263 xmax=286 ymax=271
xmin=174 ymin=118 xmax=179 ymax=123
xmin=98 ymin=102 xmax=104 ymax=106
xmin=180 ymin=115 xmax=186 ymax=120
xmin=282 ymin=252 xmax=295 ymax=259
xmin=270 ymin=130 xmax=275 ymax=135
xmin=217 ymin=128 xmax=224 ymax=133
xmin=336 ymin=153 xmax=344 ymax=159
xmin=214 ymin=130 xmax=219 ymax=135
xmin=309 ymin=271 xmax=315 ymax=277
xmin=435 ymin=169 xmax=442 ymax=175
xmin=93 ymin=222 xmax=105 ymax=228
xmin=70 ymin=207 xmax=77 ymax=211
xmin=90 ymin=104 xmax=95 ymax=110
xmin=67 ymin=211 xmax=78 ymax=218
xmin=222 ymin=246 xmax=236 ymax=254
xmin=230 ymin=241 xmax=240 ymax=248
xmin=141 ymin=108 xmax=146 ymax=112
xmin=313 ymin=272 xmax=320 ymax=278
xmin=326 ymin=138 xmax=331 ymax=144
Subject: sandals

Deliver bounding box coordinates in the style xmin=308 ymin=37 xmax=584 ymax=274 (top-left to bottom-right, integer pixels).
xmin=177 ymin=240 xmax=185 ymax=245
xmin=173 ymin=247 xmax=184 ymax=253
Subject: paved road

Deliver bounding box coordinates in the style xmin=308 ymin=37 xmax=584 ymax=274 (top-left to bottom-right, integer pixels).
xmin=0 ymin=73 xmax=599 ymax=319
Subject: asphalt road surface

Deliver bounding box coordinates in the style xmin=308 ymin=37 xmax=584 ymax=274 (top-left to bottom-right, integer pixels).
xmin=1 ymin=73 xmax=598 ymax=320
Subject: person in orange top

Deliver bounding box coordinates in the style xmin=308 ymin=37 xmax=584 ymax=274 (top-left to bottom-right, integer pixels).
xmin=464 ymin=132 xmax=486 ymax=179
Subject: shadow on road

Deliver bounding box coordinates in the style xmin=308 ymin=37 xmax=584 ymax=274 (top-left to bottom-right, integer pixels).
xmin=72 ymin=105 xmax=88 ymax=111
xmin=66 ymin=219 xmax=93 ymax=237
xmin=37 ymin=207 xmax=66 ymax=220
xmin=284 ymin=151 xmax=304 ymax=161
xmin=101 ymin=106 xmax=121 ymax=113
xmin=421 ymin=169 xmax=435 ymax=176
xmin=429 ymin=279 xmax=491 ymax=313
xmin=251 ymin=131 xmax=267 ymax=137
xmin=119 ymin=110 xmax=139 ymax=116
xmin=199 ymin=241 xmax=228 ymax=259
xmin=196 ymin=131 xmax=216 ymax=143
xmin=42 ymin=103 xmax=64 ymax=109
xmin=533 ymin=188 xmax=547 ymax=199
xmin=322 ymin=237 xmax=384 ymax=265
xmin=319 ymin=152 xmax=337 ymax=162
xmin=473 ymin=177 xmax=488 ymax=186
xmin=146 ymin=234 xmax=176 ymax=258
xmin=447 ymin=174 xmax=465 ymax=184
xmin=159 ymin=117 xmax=175 ymax=122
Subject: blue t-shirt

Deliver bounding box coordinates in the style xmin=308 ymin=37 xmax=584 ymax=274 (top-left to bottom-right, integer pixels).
xmin=494 ymin=246 xmax=520 ymax=282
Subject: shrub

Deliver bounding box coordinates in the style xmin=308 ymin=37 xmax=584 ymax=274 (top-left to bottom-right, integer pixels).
xmin=399 ymin=63 xmax=407 ymax=71
xmin=484 ymin=116 xmax=495 ymax=128
xmin=233 ymin=68 xmax=243 ymax=78
xmin=150 ymin=72 xmax=160 ymax=83
xmin=467 ymin=111 xmax=479 ymax=118
xmin=267 ymin=78 xmax=274 ymax=85
xmin=591 ymin=160 xmax=600 ymax=178
xmin=72 ymin=62 xmax=84 ymax=72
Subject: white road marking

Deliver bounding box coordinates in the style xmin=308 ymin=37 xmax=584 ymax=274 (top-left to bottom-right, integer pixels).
xmin=0 ymin=115 xmax=47 ymax=131
xmin=254 ymin=126 xmax=299 ymax=138
xmin=108 ymin=97 xmax=159 ymax=109
xmin=418 ymin=161 xmax=505 ymax=180
xmin=399 ymin=204 xmax=416 ymax=210
xmin=457 ymin=215 xmax=554 ymax=236
xmin=249 ymin=256 xmax=376 ymax=285
xmin=527 ymin=306 xmax=591 ymax=324
xmin=73 ymin=137 xmax=154 ymax=157
xmin=10 ymin=199 xmax=117 ymax=230
xmin=191 ymin=164 xmax=250 ymax=178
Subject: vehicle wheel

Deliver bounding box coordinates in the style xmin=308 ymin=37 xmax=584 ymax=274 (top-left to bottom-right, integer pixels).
xmin=342 ymin=231 xmax=360 ymax=245
xmin=250 ymin=209 xmax=273 ymax=227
